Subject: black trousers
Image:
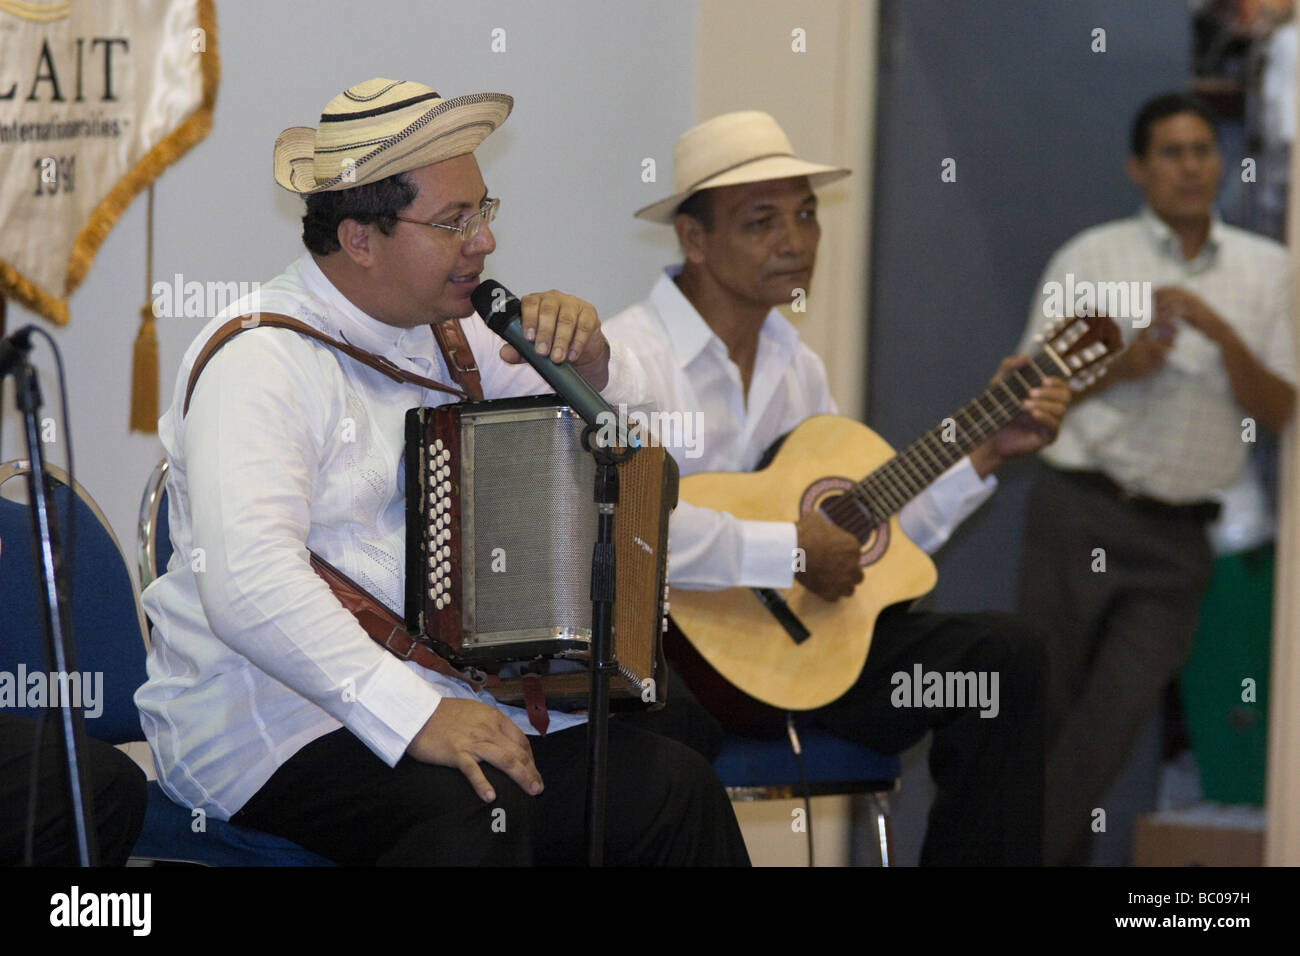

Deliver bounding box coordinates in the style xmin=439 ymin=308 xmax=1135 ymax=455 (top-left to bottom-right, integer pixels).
xmin=1018 ymin=463 xmax=1215 ymax=866
xmin=232 ymin=719 xmax=749 ymax=866
xmin=0 ymin=713 xmax=147 ymax=866
xmin=814 ymin=606 xmax=1047 ymax=866
xmin=635 ymin=608 xmax=1047 ymax=866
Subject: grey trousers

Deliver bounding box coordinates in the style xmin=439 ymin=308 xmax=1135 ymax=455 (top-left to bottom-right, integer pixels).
xmin=1018 ymin=463 xmax=1215 ymax=866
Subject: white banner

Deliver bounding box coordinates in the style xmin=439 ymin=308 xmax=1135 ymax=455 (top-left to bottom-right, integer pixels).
xmin=0 ymin=0 xmax=217 ymax=323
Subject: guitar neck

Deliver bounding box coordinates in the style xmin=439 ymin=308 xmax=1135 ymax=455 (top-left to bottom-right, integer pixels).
xmin=855 ymin=349 xmax=1061 ymax=523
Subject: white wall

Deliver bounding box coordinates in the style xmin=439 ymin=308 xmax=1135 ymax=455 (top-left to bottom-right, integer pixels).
xmin=2 ymin=0 xmax=698 ymax=554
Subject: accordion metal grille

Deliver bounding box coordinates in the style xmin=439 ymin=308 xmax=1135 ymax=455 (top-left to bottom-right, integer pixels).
xmin=467 ymin=414 xmax=597 ymax=633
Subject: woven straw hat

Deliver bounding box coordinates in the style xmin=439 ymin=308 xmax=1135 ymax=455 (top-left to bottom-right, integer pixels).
xmin=273 ymin=78 xmax=513 ymax=194
xmin=635 ymin=111 xmax=850 ymax=223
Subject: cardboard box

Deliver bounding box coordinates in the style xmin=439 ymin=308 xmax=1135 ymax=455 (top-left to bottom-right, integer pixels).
xmin=1133 ymin=805 xmax=1265 ymax=867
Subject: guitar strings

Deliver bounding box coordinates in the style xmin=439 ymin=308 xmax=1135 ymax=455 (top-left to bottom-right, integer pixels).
xmin=818 ymin=353 xmax=1057 ymax=543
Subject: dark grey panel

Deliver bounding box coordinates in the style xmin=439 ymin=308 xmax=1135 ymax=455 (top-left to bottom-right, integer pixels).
xmin=869 ymin=0 xmax=1191 ymax=613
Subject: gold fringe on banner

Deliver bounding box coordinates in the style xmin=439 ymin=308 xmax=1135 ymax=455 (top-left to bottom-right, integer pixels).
xmin=0 ymin=259 xmax=69 ymax=324
xmin=130 ymin=303 xmax=160 ymax=432
xmin=65 ymin=0 xmax=220 ymax=299
xmin=0 ymin=2 xmax=218 ymax=328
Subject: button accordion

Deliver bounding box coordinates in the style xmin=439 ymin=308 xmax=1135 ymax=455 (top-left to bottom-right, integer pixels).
xmin=405 ymin=396 xmax=678 ymax=708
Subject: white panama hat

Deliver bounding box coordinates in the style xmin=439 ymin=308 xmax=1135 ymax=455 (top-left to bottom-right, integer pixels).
xmin=635 ymin=110 xmax=850 ymax=223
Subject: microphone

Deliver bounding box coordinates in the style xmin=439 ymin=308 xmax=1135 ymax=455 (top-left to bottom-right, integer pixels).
xmin=0 ymin=326 xmax=34 ymax=380
xmin=472 ymin=280 xmax=630 ymax=445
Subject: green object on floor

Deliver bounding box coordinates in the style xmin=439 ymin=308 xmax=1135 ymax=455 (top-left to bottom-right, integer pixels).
xmin=1180 ymin=544 xmax=1273 ymax=806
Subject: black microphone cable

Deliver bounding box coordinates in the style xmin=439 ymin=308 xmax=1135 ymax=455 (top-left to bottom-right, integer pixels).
xmin=2 ymin=327 xmax=78 ymax=866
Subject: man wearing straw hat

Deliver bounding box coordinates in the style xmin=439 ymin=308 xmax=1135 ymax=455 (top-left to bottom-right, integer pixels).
xmin=135 ymin=79 xmax=749 ymax=866
xmin=606 ymin=111 xmax=1070 ymax=865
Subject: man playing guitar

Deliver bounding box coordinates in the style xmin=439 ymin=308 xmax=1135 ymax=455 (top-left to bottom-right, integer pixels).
xmin=605 ymin=111 xmax=1074 ymax=865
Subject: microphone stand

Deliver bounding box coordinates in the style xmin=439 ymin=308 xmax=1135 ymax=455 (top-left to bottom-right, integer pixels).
xmin=4 ymin=334 xmax=98 ymax=866
xmin=580 ymin=425 xmax=633 ymax=867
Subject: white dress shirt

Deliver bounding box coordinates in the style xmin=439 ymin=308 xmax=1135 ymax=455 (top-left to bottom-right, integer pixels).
xmin=604 ymin=269 xmax=998 ymax=592
xmin=1018 ymin=207 xmax=1295 ymax=503
xmin=136 ymin=253 xmax=654 ymax=819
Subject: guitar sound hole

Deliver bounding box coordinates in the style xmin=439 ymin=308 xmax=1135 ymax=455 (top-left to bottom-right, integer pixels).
xmin=818 ymin=492 xmax=875 ymax=543
xmin=800 ymin=477 xmax=888 ymax=565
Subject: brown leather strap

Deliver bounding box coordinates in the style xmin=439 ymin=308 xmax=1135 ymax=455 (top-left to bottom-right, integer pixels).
xmin=430 ymin=319 xmax=484 ymax=400
xmin=182 ymin=313 xmax=468 ymax=417
xmin=308 ymin=552 xmax=489 ymax=693
xmin=308 ymin=552 xmax=556 ymax=735
xmin=521 ymin=673 xmax=549 ymax=736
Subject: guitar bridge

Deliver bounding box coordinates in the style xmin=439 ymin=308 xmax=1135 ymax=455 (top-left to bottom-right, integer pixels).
xmin=752 ymin=588 xmax=812 ymax=645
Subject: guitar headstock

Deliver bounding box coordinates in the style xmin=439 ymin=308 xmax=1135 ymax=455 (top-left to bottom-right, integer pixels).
xmin=1034 ymin=313 xmax=1124 ymax=391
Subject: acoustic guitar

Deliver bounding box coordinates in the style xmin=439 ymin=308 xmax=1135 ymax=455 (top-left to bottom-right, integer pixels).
xmin=665 ymin=314 xmax=1122 ymax=732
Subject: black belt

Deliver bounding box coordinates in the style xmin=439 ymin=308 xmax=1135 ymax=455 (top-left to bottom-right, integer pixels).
xmin=1050 ymin=467 xmax=1222 ymax=524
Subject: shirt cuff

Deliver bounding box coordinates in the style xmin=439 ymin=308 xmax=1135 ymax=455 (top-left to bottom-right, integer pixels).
xmin=898 ymin=457 xmax=997 ymax=555
xmin=739 ymin=520 xmax=799 ymax=589
xmin=345 ymin=653 xmax=443 ymax=766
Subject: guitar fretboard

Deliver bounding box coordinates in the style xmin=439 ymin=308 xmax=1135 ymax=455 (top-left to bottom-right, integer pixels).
xmin=823 ymin=349 xmax=1062 ymax=541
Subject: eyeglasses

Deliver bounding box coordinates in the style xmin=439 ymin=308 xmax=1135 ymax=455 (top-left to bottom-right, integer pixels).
xmin=396 ymin=197 xmax=500 ymax=242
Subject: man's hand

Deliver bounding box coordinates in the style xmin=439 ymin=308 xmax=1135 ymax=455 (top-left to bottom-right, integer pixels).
xmin=406 ymin=698 xmax=544 ymax=802
xmin=969 ymin=355 xmax=1071 ymax=478
xmin=1153 ymin=285 xmax=1295 ymax=430
xmin=795 ymin=510 xmax=864 ymax=601
xmin=498 ymin=289 xmax=612 ymax=389
xmin=1154 ymin=286 xmax=1229 ymax=343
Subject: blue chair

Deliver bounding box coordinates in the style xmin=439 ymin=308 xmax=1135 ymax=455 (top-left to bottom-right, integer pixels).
xmin=713 ymin=717 xmax=901 ymax=866
xmin=0 ymin=459 xmax=332 ymax=866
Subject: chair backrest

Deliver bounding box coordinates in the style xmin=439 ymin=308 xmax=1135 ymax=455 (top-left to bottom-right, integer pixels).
xmin=0 ymin=460 xmax=150 ymax=745
xmin=137 ymin=458 xmax=171 ymax=588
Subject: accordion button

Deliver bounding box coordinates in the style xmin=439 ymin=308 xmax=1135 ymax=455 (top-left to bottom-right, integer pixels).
xmin=436 ymin=597 xmax=445 ymax=610
xmin=661 ymin=618 xmax=668 ymax=633
xmin=442 ymin=561 xmax=451 ymax=573
xmin=441 ymin=545 xmax=451 ymax=559
xmin=428 ymin=587 xmax=436 ymax=599
xmin=441 ymin=481 xmax=451 ymax=494
xmin=428 ymin=556 xmax=436 ymax=568
xmin=434 ymin=439 xmax=444 ymax=451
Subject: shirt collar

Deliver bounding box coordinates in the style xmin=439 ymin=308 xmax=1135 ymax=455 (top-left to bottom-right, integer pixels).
xmin=1137 ymin=204 xmax=1223 ymax=270
xmin=294 ymin=252 xmax=433 ymax=358
xmin=648 ymin=266 xmax=801 ymax=367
